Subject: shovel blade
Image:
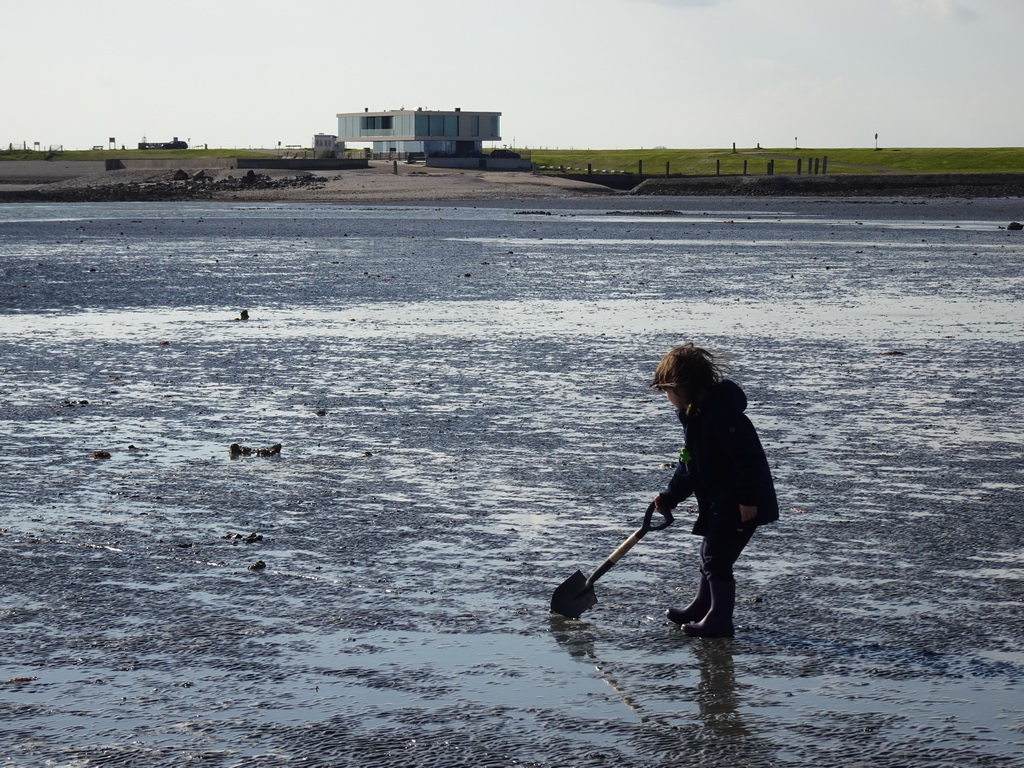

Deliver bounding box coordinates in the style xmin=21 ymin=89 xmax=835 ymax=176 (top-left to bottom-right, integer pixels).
xmin=550 ymin=570 xmax=597 ymax=619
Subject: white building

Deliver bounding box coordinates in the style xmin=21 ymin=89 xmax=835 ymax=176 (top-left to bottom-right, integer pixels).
xmin=336 ymin=107 xmax=501 ymax=156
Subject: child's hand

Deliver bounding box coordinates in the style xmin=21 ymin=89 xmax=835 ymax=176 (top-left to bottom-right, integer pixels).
xmin=739 ymin=504 xmax=757 ymax=523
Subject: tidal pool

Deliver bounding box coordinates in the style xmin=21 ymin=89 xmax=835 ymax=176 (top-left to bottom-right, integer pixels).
xmin=1 ymin=197 xmax=1022 ymax=767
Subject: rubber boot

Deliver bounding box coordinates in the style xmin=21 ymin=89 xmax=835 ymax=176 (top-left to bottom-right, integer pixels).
xmin=682 ymin=578 xmax=735 ymax=638
xmin=665 ymin=577 xmax=711 ymax=626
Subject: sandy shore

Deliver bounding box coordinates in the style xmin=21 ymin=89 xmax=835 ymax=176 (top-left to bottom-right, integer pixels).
xmin=275 ymin=162 xmax=617 ymax=202
xmin=0 ymin=161 xmax=616 ymax=203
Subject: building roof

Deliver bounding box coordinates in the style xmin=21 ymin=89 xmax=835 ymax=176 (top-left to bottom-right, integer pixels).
xmin=336 ymin=108 xmax=500 ymax=118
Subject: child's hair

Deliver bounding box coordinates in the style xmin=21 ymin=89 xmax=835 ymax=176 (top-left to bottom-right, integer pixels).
xmin=650 ymin=343 xmax=726 ymax=405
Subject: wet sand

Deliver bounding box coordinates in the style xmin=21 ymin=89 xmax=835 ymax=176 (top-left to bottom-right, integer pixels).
xmin=1 ymin=197 xmax=1023 ymax=766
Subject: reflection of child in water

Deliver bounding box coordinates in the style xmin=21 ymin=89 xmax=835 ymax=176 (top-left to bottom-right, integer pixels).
xmin=651 ymin=344 xmax=779 ymax=638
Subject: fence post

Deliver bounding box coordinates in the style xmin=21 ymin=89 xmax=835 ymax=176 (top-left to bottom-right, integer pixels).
xmin=588 ymin=163 xmax=592 ymax=176
xmin=743 ymin=159 xmax=748 ymax=176
xmin=638 ymin=160 xmax=643 ymax=176
xmin=665 ymin=161 xmax=670 ymax=177
xmin=393 ymin=160 xmax=398 ymax=175
xmin=822 ymin=156 xmax=828 ymax=174
xmin=797 ymin=158 xmax=802 ymax=175
xmin=716 ymin=159 xmax=720 ymax=176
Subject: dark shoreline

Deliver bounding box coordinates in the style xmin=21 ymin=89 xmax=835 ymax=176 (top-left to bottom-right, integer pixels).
xmin=631 ymin=172 xmax=1024 ymax=197
xmin=0 ymin=185 xmax=219 ymax=203
xmin=2 ymin=169 xmax=1024 ymax=203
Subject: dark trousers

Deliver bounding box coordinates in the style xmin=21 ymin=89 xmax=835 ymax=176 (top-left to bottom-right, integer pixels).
xmin=699 ymin=526 xmax=756 ymax=583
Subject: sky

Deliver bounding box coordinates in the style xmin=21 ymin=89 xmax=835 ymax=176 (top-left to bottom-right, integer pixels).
xmin=1 ymin=0 xmax=1020 ymax=151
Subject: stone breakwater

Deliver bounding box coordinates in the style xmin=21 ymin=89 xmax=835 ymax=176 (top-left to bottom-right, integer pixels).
xmin=632 ymin=172 xmax=1024 ymax=197
xmin=0 ymin=169 xmax=326 ymax=203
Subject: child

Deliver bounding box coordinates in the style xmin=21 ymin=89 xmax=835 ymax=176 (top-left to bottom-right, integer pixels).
xmin=651 ymin=344 xmax=778 ymax=638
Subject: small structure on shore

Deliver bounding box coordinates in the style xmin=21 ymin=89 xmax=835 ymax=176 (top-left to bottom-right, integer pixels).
xmin=138 ymin=136 xmax=188 ymax=150
xmin=313 ymin=134 xmax=341 ymax=158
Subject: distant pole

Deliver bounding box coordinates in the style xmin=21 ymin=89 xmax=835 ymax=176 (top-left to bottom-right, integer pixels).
xmin=732 ymin=142 xmax=736 ymax=154
xmin=875 ymin=133 xmax=879 ymax=150
xmin=795 ymin=137 xmax=798 ymax=150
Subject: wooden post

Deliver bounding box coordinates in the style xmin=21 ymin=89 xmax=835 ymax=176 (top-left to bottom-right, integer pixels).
xmin=665 ymin=161 xmax=670 ymax=177
xmin=797 ymin=158 xmax=802 ymax=175
xmin=743 ymin=159 xmax=748 ymax=175
xmin=814 ymin=158 xmax=820 ymax=175
xmin=716 ymin=159 xmax=720 ymax=176
xmin=393 ymin=160 xmax=398 ymax=175
xmin=588 ymin=163 xmax=592 ymax=176
xmin=822 ymin=156 xmax=828 ymax=174
xmin=768 ymin=160 xmax=774 ymax=176
xmin=638 ymin=160 xmax=643 ymax=176
xmin=732 ymin=142 xmax=737 ymax=154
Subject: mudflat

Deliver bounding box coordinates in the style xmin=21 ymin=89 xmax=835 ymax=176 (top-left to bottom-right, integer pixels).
xmin=1 ymin=198 xmax=1022 ymax=767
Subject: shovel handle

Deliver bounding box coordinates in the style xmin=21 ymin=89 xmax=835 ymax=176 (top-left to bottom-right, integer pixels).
xmin=643 ymin=502 xmax=674 ymax=532
xmin=585 ymin=503 xmax=674 ymax=588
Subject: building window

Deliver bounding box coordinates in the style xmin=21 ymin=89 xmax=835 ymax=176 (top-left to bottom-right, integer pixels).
xmin=361 ymin=116 xmax=393 ymax=130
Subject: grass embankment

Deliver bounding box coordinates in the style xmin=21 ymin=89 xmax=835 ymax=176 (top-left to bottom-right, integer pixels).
xmin=6 ymin=145 xmax=1024 ymax=178
xmin=0 ymin=148 xmax=279 ymax=162
xmin=527 ymin=147 xmax=1024 ymax=176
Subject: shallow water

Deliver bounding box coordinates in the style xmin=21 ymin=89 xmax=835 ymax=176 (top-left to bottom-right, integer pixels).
xmin=1 ymin=197 xmax=1023 ymax=767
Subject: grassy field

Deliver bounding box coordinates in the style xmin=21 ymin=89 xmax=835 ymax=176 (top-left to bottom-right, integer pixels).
xmin=0 ymin=148 xmax=278 ymax=161
xmin=525 ymin=147 xmax=1024 ymax=176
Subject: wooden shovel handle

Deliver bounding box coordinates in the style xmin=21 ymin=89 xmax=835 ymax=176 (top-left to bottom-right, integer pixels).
xmin=585 ymin=503 xmax=674 ymax=588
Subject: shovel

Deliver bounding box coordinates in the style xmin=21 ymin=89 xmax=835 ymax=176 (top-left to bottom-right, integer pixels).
xmin=550 ymin=502 xmax=674 ymax=619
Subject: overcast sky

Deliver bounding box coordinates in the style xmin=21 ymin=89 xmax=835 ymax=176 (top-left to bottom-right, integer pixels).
xmin=2 ymin=0 xmax=1019 ymax=151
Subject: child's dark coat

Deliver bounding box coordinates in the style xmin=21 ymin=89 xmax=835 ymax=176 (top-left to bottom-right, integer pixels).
xmin=659 ymin=379 xmax=779 ymax=537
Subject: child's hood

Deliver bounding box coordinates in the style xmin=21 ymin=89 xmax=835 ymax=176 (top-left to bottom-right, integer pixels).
xmin=708 ymin=379 xmax=748 ymax=413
